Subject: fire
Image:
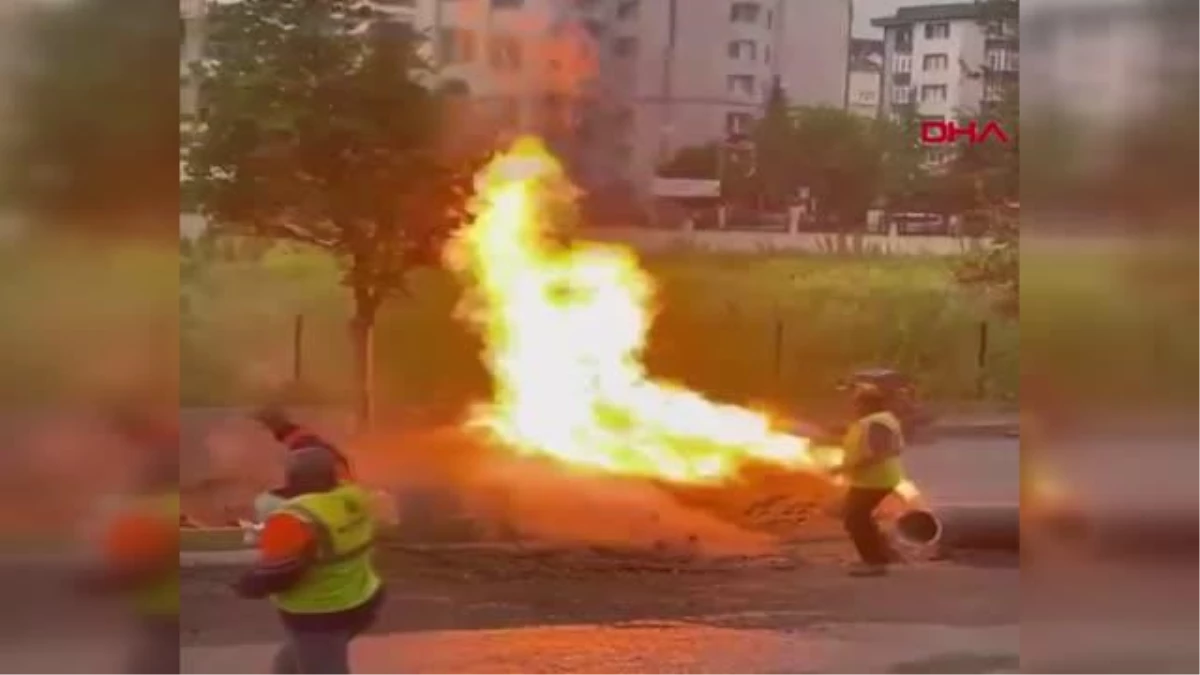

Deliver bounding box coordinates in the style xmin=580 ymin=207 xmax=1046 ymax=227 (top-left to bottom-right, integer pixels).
xmin=443 ymin=137 xmax=832 ymax=484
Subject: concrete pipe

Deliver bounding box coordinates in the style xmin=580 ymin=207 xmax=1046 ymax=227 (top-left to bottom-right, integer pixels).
xmin=894 ymin=504 xmax=1020 ymax=552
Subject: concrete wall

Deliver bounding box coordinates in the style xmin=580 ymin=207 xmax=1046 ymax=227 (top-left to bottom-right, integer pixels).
xmin=581 ymin=227 xmax=986 ymax=256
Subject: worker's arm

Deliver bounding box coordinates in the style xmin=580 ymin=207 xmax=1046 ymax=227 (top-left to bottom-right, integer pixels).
xmin=233 ymin=511 xmax=317 ymax=599
xmin=835 ymin=422 xmax=900 ymax=475
xmin=80 ymin=510 xmax=178 ymax=593
xmin=254 ymin=407 xmax=353 ymax=480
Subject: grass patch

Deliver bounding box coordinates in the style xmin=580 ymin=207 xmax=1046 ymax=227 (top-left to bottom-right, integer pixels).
xmin=182 ymin=246 xmax=1018 ymax=414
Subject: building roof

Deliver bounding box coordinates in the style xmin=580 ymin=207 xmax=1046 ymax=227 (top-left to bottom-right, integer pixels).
xmin=871 ymin=2 xmax=983 ymax=28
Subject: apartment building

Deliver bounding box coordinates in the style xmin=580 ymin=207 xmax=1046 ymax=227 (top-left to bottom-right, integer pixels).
xmin=182 ymin=0 xmax=852 ymax=194
xmin=180 ymin=0 xmax=205 ymax=120
xmin=846 ymin=38 xmax=883 ymax=118
xmin=373 ymin=0 xmax=851 ymax=191
xmin=873 ymin=2 xmax=1017 ymax=122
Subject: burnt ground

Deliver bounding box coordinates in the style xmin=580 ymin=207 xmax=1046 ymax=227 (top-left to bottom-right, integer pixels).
xmin=178 ymin=542 xmax=1020 ymax=648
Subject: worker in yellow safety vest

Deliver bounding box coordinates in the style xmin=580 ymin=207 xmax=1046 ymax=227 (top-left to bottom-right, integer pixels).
xmin=233 ymin=415 xmax=383 ymax=675
xmin=830 ymin=381 xmax=909 ymax=577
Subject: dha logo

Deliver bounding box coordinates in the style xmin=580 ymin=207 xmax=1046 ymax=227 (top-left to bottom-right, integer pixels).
xmin=920 ymin=120 xmax=1011 ymax=145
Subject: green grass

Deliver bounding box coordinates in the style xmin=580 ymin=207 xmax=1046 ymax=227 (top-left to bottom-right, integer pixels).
xmin=182 ymin=247 xmax=1018 ymax=414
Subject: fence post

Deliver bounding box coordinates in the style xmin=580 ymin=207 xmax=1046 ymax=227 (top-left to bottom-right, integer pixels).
xmin=976 ymin=320 xmax=989 ymax=399
xmin=293 ymin=314 xmax=305 ymax=383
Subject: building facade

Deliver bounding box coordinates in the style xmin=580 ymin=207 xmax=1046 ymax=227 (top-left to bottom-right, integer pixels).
xmin=182 ymin=0 xmax=852 ymax=195
xmin=369 ymin=0 xmax=852 ymax=192
xmin=873 ymin=2 xmax=1017 ymax=122
xmin=846 ymin=38 xmax=883 ymax=118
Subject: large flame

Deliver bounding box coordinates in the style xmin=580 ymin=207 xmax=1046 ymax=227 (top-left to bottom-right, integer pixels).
xmin=443 ymin=138 xmax=834 ymax=484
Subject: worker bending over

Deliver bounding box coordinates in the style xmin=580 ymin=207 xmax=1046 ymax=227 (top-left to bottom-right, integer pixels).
xmin=833 ymin=382 xmax=909 ymax=577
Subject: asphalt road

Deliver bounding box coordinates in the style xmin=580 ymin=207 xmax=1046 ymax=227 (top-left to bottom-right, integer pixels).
xmin=903 ymin=435 xmax=1019 ymax=506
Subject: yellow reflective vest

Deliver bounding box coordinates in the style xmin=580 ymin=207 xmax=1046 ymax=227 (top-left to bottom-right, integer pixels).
xmin=271 ymin=484 xmax=381 ymax=615
xmin=842 ymin=411 xmax=907 ymax=490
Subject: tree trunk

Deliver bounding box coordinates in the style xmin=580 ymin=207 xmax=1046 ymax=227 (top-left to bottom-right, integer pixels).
xmin=349 ymin=309 xmax=376 ymax=432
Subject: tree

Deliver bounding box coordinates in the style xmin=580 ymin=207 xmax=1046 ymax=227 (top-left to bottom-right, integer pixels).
xmin=753 ymin=79 xmax=796 ymax=209
xmin=0 ymin=0 xmax=178 ymax=234
xmin=184 ymin=0 xmax=470 ymax=428
xmin=875 ymin=110 xmax=934 ymax=211
xmin=785 ymin=106 xmax=883 ymax=228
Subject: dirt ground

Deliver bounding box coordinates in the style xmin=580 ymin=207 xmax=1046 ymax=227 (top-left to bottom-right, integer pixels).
xmin=178 ymin=541 xmax=1019 ymax=648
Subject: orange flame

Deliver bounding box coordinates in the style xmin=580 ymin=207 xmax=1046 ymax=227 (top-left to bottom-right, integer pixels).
xmin=443 ymin=138 xmax=833 ymax=484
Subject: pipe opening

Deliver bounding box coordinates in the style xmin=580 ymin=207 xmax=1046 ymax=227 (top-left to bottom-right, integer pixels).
xmin=895 ymin=509 xmax=942 ymax=546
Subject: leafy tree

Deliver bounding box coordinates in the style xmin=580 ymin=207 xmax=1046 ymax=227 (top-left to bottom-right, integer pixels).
xmin=0 ymin=0 xmax=178 ymax=233
xmin=786 ymin=106 xmax=883 ymax=228
xmin=752 ymin=79 xmax=796 ymax=209
xmin=875 ymin=110 xmax=933 ymax=211
xmin=184 ymin=0 xmax=470 ymax=427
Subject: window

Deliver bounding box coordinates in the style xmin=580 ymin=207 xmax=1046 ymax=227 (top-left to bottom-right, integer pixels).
xmin=924 ymin=22 xmax=950 ymax=39
xmin=727 ymin=74 xmax=755 ymax=96
xmin=920 ymin=84 xmax=947 ymax=102
xmin=726 ymin=111 xmax=753 ymax=136
xmin=855 ymin=89 xmax=876 ymax=104
xmin=922 ymin=54 xmax=948 ymax=71
xmin=730 ymin=2 xmax=760 ymax=23
xmin=438 ymin=28 xmax=477 ymax=64
xmin=764 ymin=45 xmax=771 ymax=63
xmin=892 ymin=86 xmax=912 ymax=104
xmin=894 ymin=27 xmax=913 ymax=53
xmin=616 ymin=0 xmax=639 ymax=20
xmin=892 ymin=54 xmax=911 ymax=73
xmin=613 ymin=36 xmax=638 ymax=58
xmin=728 ymin=40 xmax=757 ymax=61
xmin=986 ymin=48 xmax=1017 ymax=71
xmin=489 ymin=35 xmax=522 ymax=70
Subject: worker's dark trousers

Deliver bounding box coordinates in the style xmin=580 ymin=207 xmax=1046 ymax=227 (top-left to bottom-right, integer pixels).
xmin=842 ymin=487 xmax=893 ymax=566
xmin=272 ymin=627 xmax=356 ymax=674
xmin=127 ymin=616 xmax=180 ymax=674
xmin=272 ymin=592 xmax=383 ymax=674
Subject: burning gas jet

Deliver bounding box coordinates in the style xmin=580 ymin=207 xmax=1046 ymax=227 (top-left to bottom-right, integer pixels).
xmin=442 ymin=137 xmax=838 ymax=484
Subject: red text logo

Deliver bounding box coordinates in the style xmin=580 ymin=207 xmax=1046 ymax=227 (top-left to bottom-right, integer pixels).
xmin=920 ymin=120 xmax=1010 ymax=145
